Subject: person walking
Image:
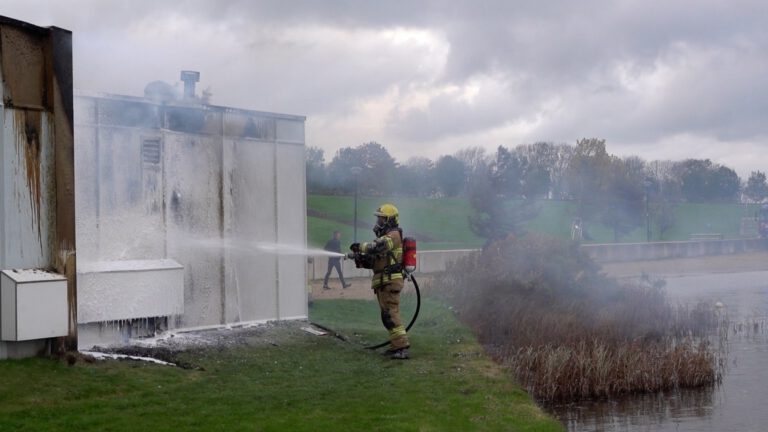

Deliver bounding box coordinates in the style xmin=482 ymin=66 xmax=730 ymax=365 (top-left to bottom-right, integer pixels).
xmin=349 ymin=203 xmax=410 ymax=359
xmin=323 ymin=231 xmax=351 ymax=290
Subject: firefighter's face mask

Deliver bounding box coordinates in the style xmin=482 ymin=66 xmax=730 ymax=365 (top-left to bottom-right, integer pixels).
xmin=373 ymin=216 xmax=387 ymax=236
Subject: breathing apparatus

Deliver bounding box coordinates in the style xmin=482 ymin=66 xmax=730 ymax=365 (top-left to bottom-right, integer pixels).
xmin=344 ymin=203 xmax=422 ymax=349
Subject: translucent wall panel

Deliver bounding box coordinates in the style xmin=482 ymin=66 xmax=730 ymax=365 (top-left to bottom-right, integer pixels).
xmin=276 ymin=142 xmax=307 ymax=319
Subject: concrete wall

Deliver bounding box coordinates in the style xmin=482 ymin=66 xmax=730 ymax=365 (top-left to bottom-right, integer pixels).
xmin=580 ymin=239 xmax=768 ymax=263
xmin=0 ymin=16 xmax=75 ymax=358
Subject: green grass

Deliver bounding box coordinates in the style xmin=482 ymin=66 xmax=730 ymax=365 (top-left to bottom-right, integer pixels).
xmin=0 ymin=300 xmax=562 ymax=432
xmin=309 ymin=297 xmax=562 ymax=431
xmin=662 ymin=203 xmax=755 ymax=241
xmin=309 ymin=194 xmax=761 ymax=248
xmin=308 ymin=195 xmax=485 ymax=250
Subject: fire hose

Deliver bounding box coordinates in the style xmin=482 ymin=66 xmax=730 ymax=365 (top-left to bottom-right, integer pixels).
xmin=364 ymin=273 xmax=421 ymax=350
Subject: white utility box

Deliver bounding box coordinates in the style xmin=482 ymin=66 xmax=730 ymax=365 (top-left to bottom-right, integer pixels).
xmin=1 ymin=270 xmax=68 ymax=341
xmin=77 ymin=259 xmax=184 ymax=323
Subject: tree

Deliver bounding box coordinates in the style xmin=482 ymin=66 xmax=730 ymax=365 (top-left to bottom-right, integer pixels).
xmin=673 ymin=159 xmax=741 ymax=203
xmin=653 ymin=201 xmax=677 ymax=240
xmin=489 ymin=146 xmax=524 ymax=198
xmin=550 ymin=144 xmax=574 ymax=199
xmin=562 ymin=140 xmax=648 ymax=242
xmin=434 ymin=155 xmax=465 ymax=197
xmin=454 ymin=146 xmax=490 ymax=181
xmin=564 ymin=138 xmax=612 ymax=225
xmin=326 ymin=146 xmax=362 ymax=194
xmin=356 ymin=142 xmax=398 ymax=196
xmin=468 ymin=148 xmax=537 ymax=246
xmin=744 ymin=171 xmax=768 ymax=203
xmin=467 ymin=166 xmax=507 ymax=242
xmin=516 ymin=142 xmax=559 ymax=199
xmin=646 ymin=160 xmax=681 ymax=202
xmin=326 ymin=142 xmax=398 ymax=196
xmin=397 ymin=157 xmax=435 ymax=197
xmin=645 ymin=160 xmax=680 ymax=239
xmin=599 ymin=156 xmax=645 ymax=242
xmin=305 ymin=146 xmax=326 ymax=194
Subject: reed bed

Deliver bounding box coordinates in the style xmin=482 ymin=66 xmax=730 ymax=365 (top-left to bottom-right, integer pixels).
xmin=492 ymin=339 xmax=719 ymax=402
xmin=432 ymin=235 xmax=724 ymax=402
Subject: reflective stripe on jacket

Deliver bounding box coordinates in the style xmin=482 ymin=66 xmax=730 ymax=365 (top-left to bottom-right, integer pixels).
xmin=361 ymin=228 xmax=403 ymax=288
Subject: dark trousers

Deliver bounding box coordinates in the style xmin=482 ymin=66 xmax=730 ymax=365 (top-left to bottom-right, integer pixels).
xmin=324 ymin=259 xmax=347 ymax=287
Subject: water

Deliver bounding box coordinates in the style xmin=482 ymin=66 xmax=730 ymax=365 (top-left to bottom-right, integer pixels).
xmin=172 ymin=235 xmax=345 ymax=258
xmin=550 ymin=271 xmax=768 ymax=431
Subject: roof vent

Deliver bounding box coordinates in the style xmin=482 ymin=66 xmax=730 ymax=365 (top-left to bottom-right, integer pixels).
xmin=180 ymin=70 xmax=200 ymax=100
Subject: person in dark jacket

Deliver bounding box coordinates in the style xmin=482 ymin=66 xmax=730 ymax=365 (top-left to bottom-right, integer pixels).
xmin=323 ymin=231 xmax=351 ymax=289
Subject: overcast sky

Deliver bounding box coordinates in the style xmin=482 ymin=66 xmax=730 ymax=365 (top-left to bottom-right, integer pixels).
xmin=5 ymin=0 xmax=768 ymax=176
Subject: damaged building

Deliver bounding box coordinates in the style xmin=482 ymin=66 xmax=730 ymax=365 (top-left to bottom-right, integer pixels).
xmin=0 ymin=15 xmax=308 ymax=356
xmin=75 ymin=72 xmax=308 ymax=347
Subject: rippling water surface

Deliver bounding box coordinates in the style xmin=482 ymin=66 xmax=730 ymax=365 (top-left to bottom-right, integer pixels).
xmin=548 ymin=271 xmax=768 ymax=432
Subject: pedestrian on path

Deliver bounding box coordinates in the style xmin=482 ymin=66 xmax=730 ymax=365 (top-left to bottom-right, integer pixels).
xmin=323 ymin=230 xmax=351 ymax=290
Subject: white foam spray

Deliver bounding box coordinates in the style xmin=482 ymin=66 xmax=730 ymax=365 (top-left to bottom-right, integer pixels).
xmin=173 ymin=236 xmax=345 ymax=258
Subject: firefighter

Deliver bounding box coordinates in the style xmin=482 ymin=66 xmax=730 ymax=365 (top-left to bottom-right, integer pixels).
xmin=350 ymin=203 xmax=410 ymax=359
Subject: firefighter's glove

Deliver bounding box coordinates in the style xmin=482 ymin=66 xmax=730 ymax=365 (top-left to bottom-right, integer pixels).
xmin=350 ymin=243 xmax=361 ymax=253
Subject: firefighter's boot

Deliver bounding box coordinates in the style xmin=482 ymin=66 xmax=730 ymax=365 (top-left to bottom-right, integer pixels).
xmin=388 ymin=347 xmax=410 ymax=360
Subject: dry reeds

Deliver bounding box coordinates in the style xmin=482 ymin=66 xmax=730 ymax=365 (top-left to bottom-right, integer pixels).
xmin=495 ymin=339 xmax=719 ymax=402
xmin=433 ymin=234 xmax=724 ymax=402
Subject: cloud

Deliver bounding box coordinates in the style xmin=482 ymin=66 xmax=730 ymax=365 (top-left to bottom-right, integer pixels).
xmin=4 ymin=0 xmax=768 ymax=173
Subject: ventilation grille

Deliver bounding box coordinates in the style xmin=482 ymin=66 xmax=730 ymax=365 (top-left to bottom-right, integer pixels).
xmin=142 ymin=139 xmax=161 ymax=165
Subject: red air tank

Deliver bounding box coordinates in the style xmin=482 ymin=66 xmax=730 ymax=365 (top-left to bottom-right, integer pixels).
xmin=403 ymin=237 xmax=417 ymax=273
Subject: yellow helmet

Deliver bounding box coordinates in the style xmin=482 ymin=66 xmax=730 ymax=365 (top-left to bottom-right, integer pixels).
xmin=374 ymin=203 xmax=399 ymax=225
xmin=373 ymin=203 xmax=399 ymax=236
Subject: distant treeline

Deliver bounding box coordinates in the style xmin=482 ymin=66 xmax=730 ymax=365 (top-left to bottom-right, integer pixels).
xmin=308 ymin=139 xmax=768 ymax=242
xmin=307 ymin=139 xmax=768 ymax=204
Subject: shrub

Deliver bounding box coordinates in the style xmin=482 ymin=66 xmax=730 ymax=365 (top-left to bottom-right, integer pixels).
xmin=432 ymin=234 xmax=722 ymax=402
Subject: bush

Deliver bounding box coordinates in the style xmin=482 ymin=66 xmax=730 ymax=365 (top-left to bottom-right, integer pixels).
xmin=432 ymin=234 xmax=722 ymax=402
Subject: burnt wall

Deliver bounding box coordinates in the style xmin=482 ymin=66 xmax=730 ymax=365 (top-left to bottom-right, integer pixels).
xmin=0 ymin=16 xmax=75 ymax=349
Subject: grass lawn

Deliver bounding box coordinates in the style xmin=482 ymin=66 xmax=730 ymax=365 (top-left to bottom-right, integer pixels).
xmin=663 ymin=202 xmax=755 ymax=241
xmin=307 ymin=195 xmax=485 ymax=250
xmin=309 ymin=194 xmax=760 ymax=248
xmin=0 ymin=299 xmax=561 ymax=432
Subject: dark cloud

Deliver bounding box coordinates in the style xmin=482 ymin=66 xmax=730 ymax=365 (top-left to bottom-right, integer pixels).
xmin=5 ymin=0 xmax=768 ymax=173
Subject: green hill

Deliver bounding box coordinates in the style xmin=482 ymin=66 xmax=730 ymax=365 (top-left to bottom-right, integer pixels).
xmin=308 ymin=195 xmax=485 ymax=250
xmin=308 ymin=194 xmax=760 ymax=250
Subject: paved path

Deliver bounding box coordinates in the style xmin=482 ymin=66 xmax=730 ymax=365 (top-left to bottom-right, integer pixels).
xmin=600 ymin=251 xmax=768 ymax=279
xmin=310 ymin=275 xmax=431 ymax=301
xmin=309 ymin=277 xmax=375 ymax=301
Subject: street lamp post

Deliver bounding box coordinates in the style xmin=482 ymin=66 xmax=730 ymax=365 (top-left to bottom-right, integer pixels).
xmin=351 ymin=167 xmax=362 ymax=243
xmin=644 ymin=177 xmax=653 ymax=242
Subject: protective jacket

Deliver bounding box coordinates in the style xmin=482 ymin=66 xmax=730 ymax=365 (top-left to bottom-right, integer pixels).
xmin=361 ymin=228 xmax=404 ymax=289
